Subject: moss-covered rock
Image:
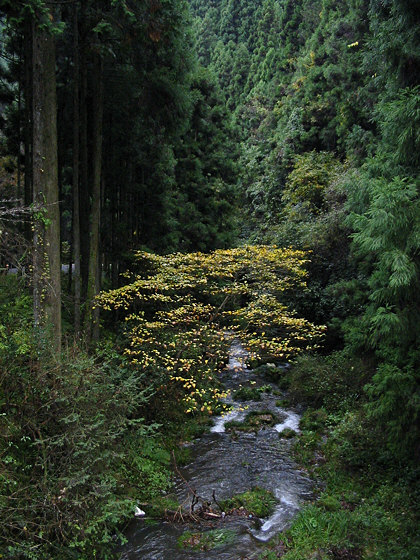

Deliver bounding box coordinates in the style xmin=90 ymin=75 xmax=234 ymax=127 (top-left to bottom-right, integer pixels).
xmin=178 ymin=529 xmax=236 ymax=551
xmin=225 ymin=410 xmax=279 ymax=432
xmin=222 ymin=487 xmax=277 ymax=518
xmin=279 ymin=427 xmax=297 ymax=439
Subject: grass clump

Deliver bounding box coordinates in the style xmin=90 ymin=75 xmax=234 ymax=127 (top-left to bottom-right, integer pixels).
xmin=317 ymin=493 xmax=341 ymax=512
xmin=178 ymin=529 xmax=236 ymax=551
xmin=279 ymin=427 xmax=297 ymax=439
xmin=225 ymin=410 xmax=278 ymax=432
xmin=233 ymin=383 xmax=272 ymax=401
xmin=222 ymin=487 xmax=277 ymax=518
xmin=146 ymin=496 xmax=180 ymax=518
xmin=233 ymin=385 xmax=262 ymax=401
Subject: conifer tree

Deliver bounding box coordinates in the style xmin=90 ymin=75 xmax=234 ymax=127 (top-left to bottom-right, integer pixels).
xmin=31 ymin=2 xmax=61 ymax=351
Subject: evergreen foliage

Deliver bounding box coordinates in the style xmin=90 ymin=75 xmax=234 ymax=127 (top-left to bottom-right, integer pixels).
xmin=0 ymin=0 xmax=419 ymax=556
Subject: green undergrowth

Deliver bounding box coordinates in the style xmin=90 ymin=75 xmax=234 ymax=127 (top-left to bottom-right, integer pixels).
xmin=0 ymin=331 xmax=217 ymax=559
xmin=257 ymin=352 xmax=420 ymax=560
xmin=265 ymin=463 xmax=420 ymax=560
xmin=178 ymin=528 xmax=236 ymax=551
xmin=222 ymin=487 xmax=277 ymax=518
xmin=0 ymin=337 xmax=178 ymax=559
xmin=0 ymin=277 xmax=220 ymax=559
xmin=225 ymin=410 xmax=279 ymax=432
xmin=233 ymin=382 xmax=272 ymax=401
xmin=287 ymin=351 xmax=370 ymax=412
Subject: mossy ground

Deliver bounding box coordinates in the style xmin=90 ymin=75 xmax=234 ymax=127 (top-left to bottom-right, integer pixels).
xmin=222 ymin=487 xmax=277 ymax=518
xmin=178 ymin=529 xmax=236 ymax=551
xmin=225 ymin=410 xmax=279 ymax=432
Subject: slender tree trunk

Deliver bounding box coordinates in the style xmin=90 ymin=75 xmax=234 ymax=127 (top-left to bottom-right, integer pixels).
xmin=79 ymin=42 xmax=90 ymax=303
xmin=32 ymin=13 xmax=61 ymax=352
xmin=17 ymin=76 xmax=22 ymax=199
xmin=86 ymin=54 xmax=103 ymax=342
xmin=24 ymin=17 xmax=33 ymax=242
xmin=72 ymin=3 xmax=81 ymax=336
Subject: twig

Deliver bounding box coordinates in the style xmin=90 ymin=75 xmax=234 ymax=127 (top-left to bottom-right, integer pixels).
xmin=171 ymin=450 xmax=203 ymax=504
xmin=212 ymin=489 xmax=224 ymax=512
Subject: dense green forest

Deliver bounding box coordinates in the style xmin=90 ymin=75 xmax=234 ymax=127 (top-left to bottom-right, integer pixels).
xmin=0 ymin=0 xmax=419 ymax=558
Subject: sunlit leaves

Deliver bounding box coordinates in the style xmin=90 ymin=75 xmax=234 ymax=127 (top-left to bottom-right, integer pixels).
xmin=99 ymin=245 xmax=325 ymax=414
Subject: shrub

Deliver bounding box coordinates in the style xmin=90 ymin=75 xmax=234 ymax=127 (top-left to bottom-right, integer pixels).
xmin=288 ymin=351 xmax=370 ymax=412
xmin=328 ymin=410 xmax=385 ymax=471
xmin=364 ymin=364 xmax=420 ymax=460
xmin=0 ymin=339 xmax=164 ymax=559
xmin=300 ymin=408 xmax=328 ymax=432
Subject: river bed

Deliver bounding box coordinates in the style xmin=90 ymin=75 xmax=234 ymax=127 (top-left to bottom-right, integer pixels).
xmin=118 ymin=341 xmax=314 ymax=559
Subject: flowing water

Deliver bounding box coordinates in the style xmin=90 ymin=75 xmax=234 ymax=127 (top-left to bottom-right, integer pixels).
xmin=119 ymin=341 xmax=314 ymax=559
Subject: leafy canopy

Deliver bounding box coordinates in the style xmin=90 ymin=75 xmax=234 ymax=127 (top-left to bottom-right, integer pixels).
xmin=99 ymin=245 xmax=325 ymax=414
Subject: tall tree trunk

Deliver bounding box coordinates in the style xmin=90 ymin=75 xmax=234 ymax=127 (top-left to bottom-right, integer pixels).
xmin=17 ymin=72 xmax=22 ymax=199
xmin=86 ymin=54 xmax=103 ymax=342
xmin=24 ymin=16 xmax=33 ymax=242
xmin=79 ymin=42 xmax=90 ymax=303
xmin=32 ymin=12 xmax=61 ymax=352
xmin=72 ymin=3 xmax=81 ymax=336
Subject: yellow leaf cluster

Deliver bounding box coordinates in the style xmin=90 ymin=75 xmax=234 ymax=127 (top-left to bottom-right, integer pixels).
xmin=98 ymin=245 xmax=325 ymax=414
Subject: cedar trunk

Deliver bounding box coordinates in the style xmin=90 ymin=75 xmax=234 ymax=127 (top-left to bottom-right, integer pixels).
xmin=72 ymin=4 xmax=81 ymax=335
xmin=86 ymin=55 xmax=103 ymax=342
xmin=32 ymin=14 xmax=61 ymax=351
xmin=24 ymin=16 xmax=33 ymax=242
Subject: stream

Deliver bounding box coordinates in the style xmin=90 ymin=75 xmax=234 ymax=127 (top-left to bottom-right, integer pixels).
xmin=118 ymin=341 xmax=314 ymax=559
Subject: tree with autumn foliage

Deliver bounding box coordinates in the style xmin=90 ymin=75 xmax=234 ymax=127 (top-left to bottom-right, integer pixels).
xmin=99 ymin=245 xmax=325 ymax=415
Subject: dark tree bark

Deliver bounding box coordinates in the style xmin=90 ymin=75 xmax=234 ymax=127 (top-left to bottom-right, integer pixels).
xmin=79 ymin=39 xmax=90 ymax=304
xmin=24 ymin=15 xmax=33 ymax=242
xmin=72 ymin=3 xmax=81 ymax=336
xmin=86 ymin=54 xmax=103 ymax=342
xmin=32 ymin=11 xmax=61 ymax=351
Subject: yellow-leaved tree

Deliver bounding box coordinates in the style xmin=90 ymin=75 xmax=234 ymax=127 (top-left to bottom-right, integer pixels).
xmin=98 ymin=245 xmax=325 ymax=415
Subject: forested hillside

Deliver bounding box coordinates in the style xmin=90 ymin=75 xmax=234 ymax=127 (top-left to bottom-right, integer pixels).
xmin=0 ymin=0 xmax=419 ymax=558
xmin=190 ymin=0 xmax=420 ymax=451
